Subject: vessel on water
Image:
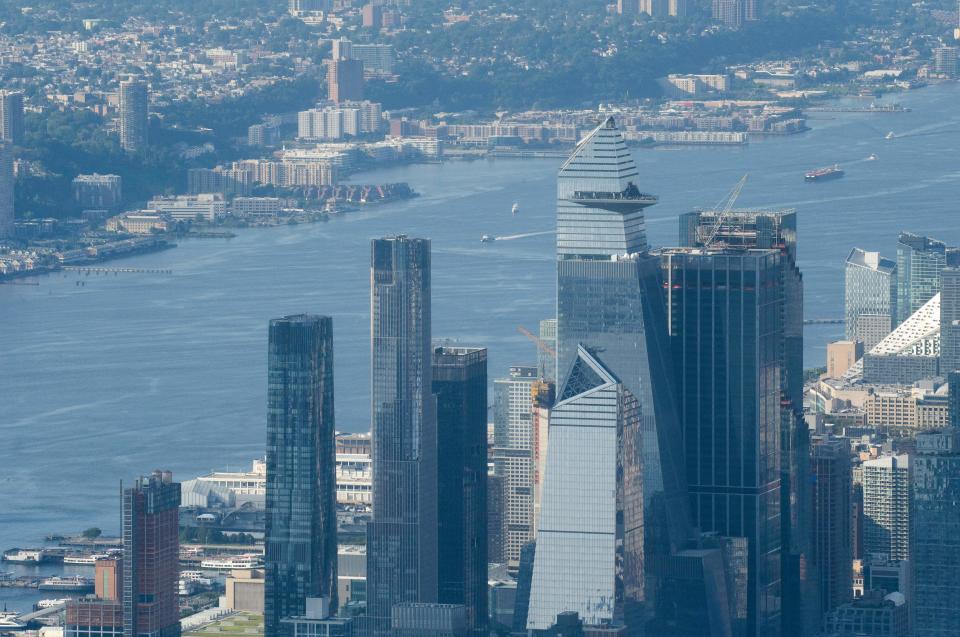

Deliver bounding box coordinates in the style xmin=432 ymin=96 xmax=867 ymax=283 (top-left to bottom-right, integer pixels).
xmin=38 ymin=575 xmax=94 ymax=592
xmin=63 ymin=553 xmax=112 ymax=565
xmin=34 ymin=599 xmax=72 ymax=610
xmin=805 ymin=165 xmax=845 ymax=182
xmin=886 ymin=131 xmax=895 ymax=139
xmin=0 ymin=610 xmax=26 ymax=630
xmin=2 ymin=549 xmax=52 ymax=564
xmin=511 ymin=203 xmax=519 ymax=215
xmin=867 ymin=154 xmax=878 ymax=161
xmin=199 ymin=554 xmax=262 ymax=571
xmin=481 ymin=235 xmax=495 ymax=243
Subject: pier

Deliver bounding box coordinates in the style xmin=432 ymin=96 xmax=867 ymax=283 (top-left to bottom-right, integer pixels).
xmin=62 ymin=267 xmax=173 ymax=275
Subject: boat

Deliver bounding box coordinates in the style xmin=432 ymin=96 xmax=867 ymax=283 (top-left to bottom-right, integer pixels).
xmin=804 ymin=165 xmax=844 ymax=182
xmin=481 ymin=235 xmax=495 ymax=243
xmin=866 ymin=154 xmax=878 ymax=161
xmin=2 ymin=549 xmax=51 ymax=564
xmin=511 ymin=203 xmax=519 ymax=215
xmin=63 ymin=553 xmax=112 ymax=565
xmin=34 ymin=599 xmax=72 ymax=610
xmin=38 ymin=575 xmax=94 ymax=592
xmin=0 ymin=610 xmax=26 ymax=630
xmin=886 ymin=131 xmax=895 ymax=139
xmin=199 ymin=554 xmax=263 ymax=571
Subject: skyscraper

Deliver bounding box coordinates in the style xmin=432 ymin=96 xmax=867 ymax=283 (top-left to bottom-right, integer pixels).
xmin=264 ymin=315 xmax=338 ymax=637
xmin=0 ymin=90 xmax=24 ymax=145
xmin=491 ymin=365 xmax=538 ymax=565
xmin=537 ymin=318 xmax=557 ymax=382
xmin=949 ymin=370 xmax=960 ymax=427
xmin=941 ymin=267 xmax=960 ymax=375
xmin=911 ymin=428 xmax=960 ymax=637
xmin=527 ymin=346 xmax=643 ymax=631
xmin=366 ymin=236 xmax=437 ymax=635
xmin=0 ymin=140 xmax=13 ymax=239
xmin=122 ymin=471 xmax=181 ymax=637
xmin=896 ymin=232 xmax=957 ymax=325
xmin=327 ymin=59 xmax=364 ymax=104
xmin=861 ymin=455 xmax=910 ymax=562
xmin=810 ymin=436 xmax=852 ymax=616
xmin=119 ymin=79 xmax=148 ymax=152
xmin=432 ymin=345 xmax=488 ymax=635
xmin=845 ymin=248 xmax=897 ymax=350
xmin=661 ymin=246 xmax=783 ymax=637
xmin=555 ymin=116 xmax=690 ymax=563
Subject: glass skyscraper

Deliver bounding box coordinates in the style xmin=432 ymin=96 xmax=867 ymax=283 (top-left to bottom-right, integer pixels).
xmin=896 ymin=232 xmax=958 ymax=325
xmin=264 ymin=315 xmax=338 ymax=637
xmin=941 ymin=267 xmax=960 ymax=375
xmin=432 ymin=345 xmax=488 ymax=635
xmin=366 ymin=236 xmax=437 ymax=635
xmin=845 ymin=248 xmax=897 ymax=351
xmin=911 ymin=428 xmax=960 ymax=637
xmin=527 ymin=346 xmax=643 ymax=631
xmin=660 ymin=247 xmax=783 ymax=637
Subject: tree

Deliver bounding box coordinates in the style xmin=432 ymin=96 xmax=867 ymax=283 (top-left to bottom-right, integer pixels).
xmin=81 ymin=527 xmax=102 ymax=539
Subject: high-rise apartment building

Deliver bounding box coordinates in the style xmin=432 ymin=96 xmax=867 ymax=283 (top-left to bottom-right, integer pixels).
xmin=845 ymin=248 xmax=897 ymax=350
xmin=861 ymin=455 xmax=910 ymax=562
xmin=530 ymin=379 xmax=554 ymax=536
xmin=119 ymin=79 xmax=148 ymax=152
xmin=911 ymin=428 xmax=960 ymax=637
xmin=896 ymin=232 xmax=957 ymax=325
xmin=327 ymin=59 xmax=364 ymax=104
xmin=713 ymin=0 xmax=743 ymax=26
xmin=810 ymin=436 xmax=852 ymax=616
xmin=432 ymin=346 xmax=488 ymax=635
xmin=0 ymin=90 xmax=24 ymax=145
xmin=73 ymin=174 xmax=123 ymax=212
xmin=491 ymin=365 xmax=538 ymax=565
xmin=941 ymin=267 xmax=960 ymax=375
xmin=366 ymin=236 xmax=437 ymax=635
xmin=0 ymin=140 xmax=13 ymax=239
xmin=661 ymin=246 xmax=783 ymax=637
xmin=527 ymin=347 xmax=643 ymax=631
xmin=264 ymin=316 xmax=338 ymax=637
xmin=122 ymin=471 xmax=181 ymax=637
xmin=934 ymin=45 xmax=959 ymax=77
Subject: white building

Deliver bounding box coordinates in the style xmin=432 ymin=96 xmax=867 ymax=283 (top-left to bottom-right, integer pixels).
xmin=232 ymin=197 xmax=282 ymax=217
xmin=147 ymin=193 xmax=227 ymax=221
xmin=862 ymin=454 xmax=910 ymax=562
xmin=105 ymin=212 xmax=170 ymax=234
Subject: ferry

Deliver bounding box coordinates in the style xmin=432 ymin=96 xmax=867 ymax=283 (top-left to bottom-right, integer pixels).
xmin=804 ymin=165 xmax=844 ymax=182
xmin=3 ymin=549 xmax=52 ymax=564
xmin=0 ymin=610 xmax=26 ymax=630
xmin=511 ymin=203 xmax=519 ymax=215
xmin=199 ymin=554 xmax=262 ymax=571
xmin=885 ymin=131 xmax=896 ymax=139
xmin=38 ymin=575 xmax=94 ymax=592
xmin=481 ymin=235 xmax=495 ymax=243
xmin=63 ymin=552 xmax=115 ymax=565
xmin=866 ymin=154 xmax=878 ymax=161
xmin=34 ymin=599 xmax=72 ymax=610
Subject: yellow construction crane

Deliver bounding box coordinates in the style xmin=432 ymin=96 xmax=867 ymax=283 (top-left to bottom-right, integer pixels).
xmin=517 ymin=325 xmax=557 ymax=359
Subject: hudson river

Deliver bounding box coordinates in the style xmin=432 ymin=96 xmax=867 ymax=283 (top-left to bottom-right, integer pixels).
xmin=3 ymin=83 xmax=960 ymax=608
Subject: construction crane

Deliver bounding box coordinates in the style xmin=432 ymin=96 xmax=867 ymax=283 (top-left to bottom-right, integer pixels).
xmin=517 ymin=325 xmax=557 ymax=359
xmin=702 ymin=174 xmax=749 ymax=249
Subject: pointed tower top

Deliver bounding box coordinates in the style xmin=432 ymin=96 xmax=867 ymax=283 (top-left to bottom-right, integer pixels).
xmin=556 ymin=345 xmax=619 ymax=404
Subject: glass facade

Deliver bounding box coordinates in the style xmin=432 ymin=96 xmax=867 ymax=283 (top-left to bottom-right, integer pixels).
xmin=265 ymin=316 xmax=338 ymax=637
xmin=845 ymin=248 xmax=897 ymax=351
xmin=941 ymin=267 xmax=960 ymax=375
xmin=911 ymin=429 xmax=960 ymax=637
xmin=366 ymin=236 xmax=437 ymax=635
xmin=661 ymin=248 xmax=783 ymax=637
xmin=432 ymin=346 xmax=488 ymax=635
xmin=896 ymin=232 xmax=957 ymax=325
xmin=809 ymin=437 xmax=852 ymax=615
xmin=527 ymin=347 xmax=643 ymax=631
xmin=861 ymin=455 xmax=910 ymax=563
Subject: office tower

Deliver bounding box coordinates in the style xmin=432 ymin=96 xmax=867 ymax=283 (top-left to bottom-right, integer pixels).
xmin=934 ymin=45 xmax=959 ymax=77
xmin=0 ymin=140 xmax=12 ymax=239
xmin=950 ymin=371 xmax=960 ymax=427
xmin=527 ymin=347 xmax=643 ymax=631
xmin=861 ymin=455 xmax=910 ymax=562
xmin=810 ymin=437 xmax=852 ymax=615
xmin=490 ymin=365 xmax=538 ymax=565
xmin=432 ymin=345 xmax=488 ymax=635
xmin=0 ymin=90 xmax=23 ymax=144
xmin=827 ymin=341 xmax=864 ymax=378
xmin=845 ymin=248 xmax=897 ymax=350
xmin=896 ymin=232 xmax=957 ymax=324
xmin=942 ymin=267 xmax=960 ymax=374
xmin=556 ymin=116 xmax=690 ymax=561
xmin=122 ymin=471 xmax=181 ymax=637
xmin=119 ymin=79 xmax=148 ymax=152
xmin=264 ymin=315 xmax=338 ymax=637
xmin=661 ymin=247 xmax=783 ymax=637
xmin=366 ymin=236 xmax=437 ymax=635
xmin=538 ymin=318 xmax=557 ymax=382
xmin=679 ymin=207 xmax=810 ymax=637
xmin=328 ymin=59 xmax=364 ymax=104
xmin=910 ymin=428 xmax=960 ymax=637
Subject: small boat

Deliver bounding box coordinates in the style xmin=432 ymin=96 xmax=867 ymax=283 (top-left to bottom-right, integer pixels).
xmin=866 ymin=154 xmax=877 ymax=161
xmin=481 ymin=235 xmax=495 ymax=243
xmin=885 ymin=131 xmax=895 ymax=139
xmin=38 ymin=575 xmax=94 ymax=592
xmin=511 ymin=203 xmax=519 ymax=215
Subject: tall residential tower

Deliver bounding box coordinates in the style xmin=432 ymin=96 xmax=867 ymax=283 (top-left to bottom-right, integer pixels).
xmin=119 ymin=79 xmax=148 ymax=152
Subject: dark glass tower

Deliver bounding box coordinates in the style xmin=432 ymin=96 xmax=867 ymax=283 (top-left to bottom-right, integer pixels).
xmin=366 ymin=236 xmax=437 ymax=635
xmin=122 ymin=471 xmax=181 ymax=637
xmin=660 ymin=247 xmax=784 ymax=637
xmin=809 ymin=436 xmax=852 ymax=616
xmin=432 ymin=345 xmax=488 ymax=635
xmin=264 ymin=315 xmax=338 ymax=637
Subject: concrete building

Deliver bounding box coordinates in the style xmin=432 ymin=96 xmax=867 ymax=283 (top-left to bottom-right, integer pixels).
xmin=934 ymin=45 xmax=958 ymax=77
xmin=327 ymin=59 xmax=364 ymax=104
xmin=0 ymin=141 xmax=14 ymax=239
xmin=491 ymin=365 xmax=538 ymax=565
xmin=281 ymin=598 xmax=353 ymax=637
xmin=147 ymin=194 xmax=226 ymax=221
xmin=225 ymin=570 xmax=265 ymax=613
xmin=0 ymin=90 xmax=24 ymax=145
xmin=350 ymin=45 xmax=395 ymax=76
xmin=391 ymin=603 xmax=467 ymax=637
xmin=910 ymin=428 xmax=960 ymax=637
xmin=861 ymin=455 xmax=910 ymax=562
xmin=827 ymin=341 xmax=864 ymax=378
xmin=105 ymin=213 xmax=169 ymax=234
xmin=119 ymin=79 xmax=148 ymax=152
xmin=845 ymin=248 xmax=897 ymax=350
xmin=73 ymin=174 xmax=122 ymax=212
xmin=824 ymin=590 xmax=908 ymax=637
xmin=863 ymin=387 xmax=950 ymax=431
xmin=232 ymin=197 xmax=282 ymax=218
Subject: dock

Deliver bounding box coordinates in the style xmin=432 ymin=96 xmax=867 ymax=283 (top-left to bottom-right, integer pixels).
xmin=62 ymin=267 xmax=173 ymax=275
